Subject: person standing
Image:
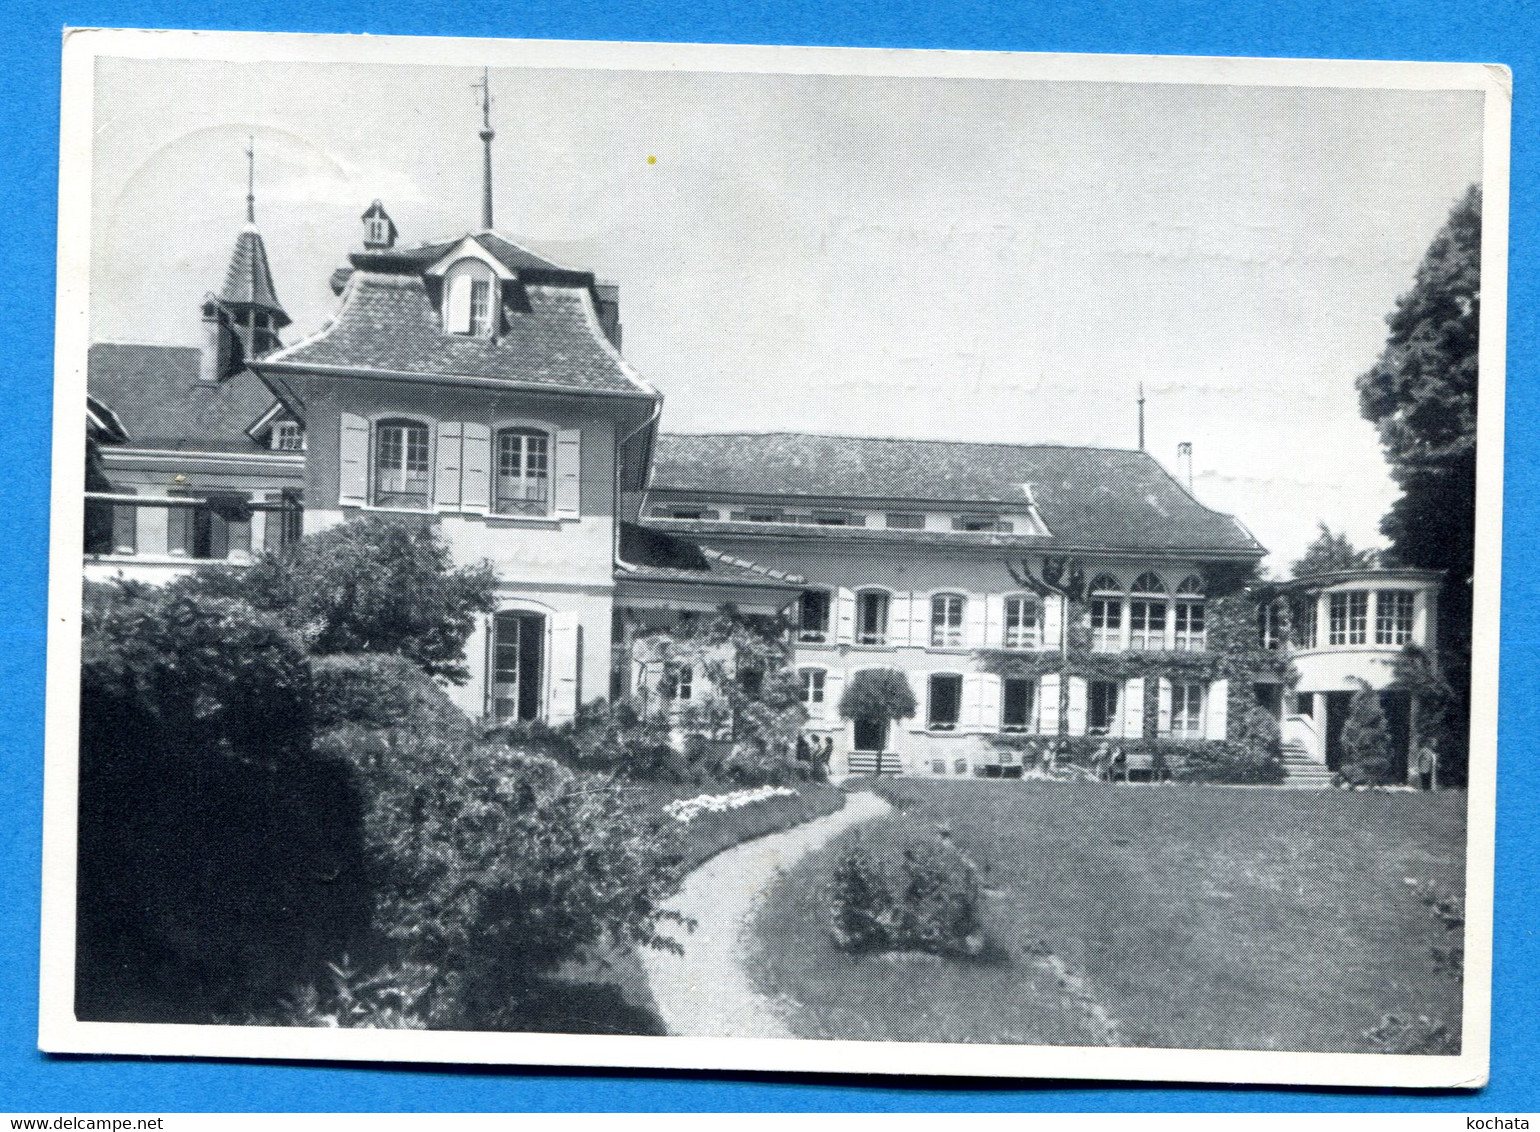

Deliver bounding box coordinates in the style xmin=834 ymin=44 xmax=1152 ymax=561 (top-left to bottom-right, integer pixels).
xmin=1415 ymin=736 xmax=1440 ymax=791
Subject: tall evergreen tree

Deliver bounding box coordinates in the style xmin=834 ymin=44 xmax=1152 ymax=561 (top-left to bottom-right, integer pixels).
xmin=1356 ymin=184 xmax=1480 ymax=781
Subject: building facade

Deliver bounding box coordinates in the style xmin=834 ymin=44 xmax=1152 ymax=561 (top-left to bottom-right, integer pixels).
xmin=83 ymin=153 xmax=1443 ymax=785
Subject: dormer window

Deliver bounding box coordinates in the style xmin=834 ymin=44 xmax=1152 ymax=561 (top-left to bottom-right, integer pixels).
xmin=271 ymin=421 xmax=303 ymax=451
xmin=366 ymin=218 xmax=389 ymax=246
xmin=443 ymin=259 xmax=498 ymax=337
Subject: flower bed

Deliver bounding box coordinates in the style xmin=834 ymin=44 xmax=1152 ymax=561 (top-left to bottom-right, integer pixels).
xmin=664 ymin=785 xmax=799 ymax=824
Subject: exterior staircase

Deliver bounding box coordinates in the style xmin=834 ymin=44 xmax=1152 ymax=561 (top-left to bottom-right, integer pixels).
xmin=845 ymin=751 xmax=903 ymax=777
xmin=1280 ymin=741 xmax=1334 ymax=788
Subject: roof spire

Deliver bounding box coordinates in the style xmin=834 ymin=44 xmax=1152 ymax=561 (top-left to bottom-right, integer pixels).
xmin=245 ymin=134 xmax=256 ymax=225
xmin=475 ymin=68 xmax=495 ymax=231
xmin=1137 ymin=382 xmax=1146 ymax=450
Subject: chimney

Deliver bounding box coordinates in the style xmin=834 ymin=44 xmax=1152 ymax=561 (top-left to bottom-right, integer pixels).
xmin=199 ymin=297 xmax=226 ymax=385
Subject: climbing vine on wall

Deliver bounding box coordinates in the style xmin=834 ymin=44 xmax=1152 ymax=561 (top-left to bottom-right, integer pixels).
xmin=978 ymin=560 xmax=1295 ymax=784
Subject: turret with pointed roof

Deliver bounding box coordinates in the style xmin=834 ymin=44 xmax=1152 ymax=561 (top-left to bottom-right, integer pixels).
xmin=208 ymin=138 xmax=290 ymax=370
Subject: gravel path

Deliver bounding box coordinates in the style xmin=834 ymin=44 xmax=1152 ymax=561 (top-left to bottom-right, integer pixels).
xmin=640 ymin=788 xmax=892 ymax=1038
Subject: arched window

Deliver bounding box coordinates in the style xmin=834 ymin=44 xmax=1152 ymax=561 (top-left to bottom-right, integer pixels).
xmin=373 ymin=418 xmax=431 ymax=508
xmin=1129 ymin=572 xmax=1168 ymax=651
xmin=1089 ymin=574 xmax=1124 ymax=653
xmin=495 ymin=427 xmax=551 ymax=515
xmin=854 ymin=589 xmax=890 ymax=646
xmin=1003 ymin=594 xmax=1041 ymax=648
xmin=930 ymin=593 xmax=966 ymax=648
xmin=1174 ymin=574 xmax=1206 ymax=652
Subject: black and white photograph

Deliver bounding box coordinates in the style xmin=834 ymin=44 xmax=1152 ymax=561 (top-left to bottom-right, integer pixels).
xmin=40 ymin=30 xmax=1507 ymax=1088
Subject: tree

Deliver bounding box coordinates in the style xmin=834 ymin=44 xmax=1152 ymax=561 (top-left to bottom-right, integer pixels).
xmin=1339 ymin=679 xmax=1395 ymax=786
xmin=175 ymin=517 xmax=498 ymax=684
xmin=837 ymin=668 xmax=917 ymax=777
xmin=1291 ymin=522 xmax=1377 ymax=578
xmin=1356 ymin=184 xmax=1481 ymax=782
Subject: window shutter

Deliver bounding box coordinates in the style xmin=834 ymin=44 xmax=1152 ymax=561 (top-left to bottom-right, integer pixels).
xmin=980 ymin=673 xmax=1001 ymax=732
xmin=913 ymin=674 xmax=929 ymax=733
xmin=1123 ymin=676 xmax=1146 ymax=740
xmin=339 ymin=412 xmax=369 ymax=506
xmin=1038 ymin=673 xmax=1061 ymax=735
xmin=964 ymin=595 xmax=987 ymax=647
xmin=1206 ymin=678 xmax=1230 ymax=741
xmin=962 ymin=673 xmax=983 ymax=730
xmin=549 ymin=612 xmax=581 ymax=724
xmin=434 ymin=421 xmax=464 ymax=509
xmin=111 ymin=487 xmax=138 ymax=555
xmin=836 ymin=588 xmax=856 ymax=644
xmin=460 ymin=422 xmax=491 ymax=510
xmin=554 ymin=429 xmax=582 ymax=518
xmin=888 ymin=592 xmax=912 ymax=646
xmin=1044 ymin=593 xmax=1064 ymax=648
xmin=906 ymin=591 xmax=924 ymax=645
xmin=1157 ymin=676 xmax=1173 ymax=736
xmin=823 ymin=669 xmax=845 ymax=724
xmin=1066 ymin=675 xmax=1088 ymax=736
xmin=985 ymin=593 xmax=1004 ymax=645
xmin=445 ymin=272 xmax=472 ymax=334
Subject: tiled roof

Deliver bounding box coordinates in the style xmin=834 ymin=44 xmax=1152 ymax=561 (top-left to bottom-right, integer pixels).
xmin=261 ymin=272 xmax=649 ymax=396
xmin=617 ymin=522 xmax=803 ymax=588
xmin=344 ymin=231 xmax=569 ymax=280
xmin=220 ymin=227 xmax=289 ymax=324
xmin=649 ymin=432 xmax=1264 ymax=557
xmin=86 ymin=343 xmax=282 ymax=454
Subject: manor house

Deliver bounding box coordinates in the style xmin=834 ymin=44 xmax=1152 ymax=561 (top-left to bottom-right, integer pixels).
xmin=82 ymin=140 xmax=1442 ymax=785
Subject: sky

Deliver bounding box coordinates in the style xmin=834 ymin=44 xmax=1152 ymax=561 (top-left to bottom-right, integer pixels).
xmin=87 ymin=54 xmax=1486 ymax=573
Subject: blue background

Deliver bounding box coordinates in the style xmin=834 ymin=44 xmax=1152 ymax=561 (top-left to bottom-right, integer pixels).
xmin=2 ymin=0 xmax=1534 ymax=1114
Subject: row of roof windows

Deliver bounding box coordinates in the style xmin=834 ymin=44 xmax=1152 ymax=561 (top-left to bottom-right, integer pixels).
xmin=649 ymin=503 xmax=1030 ymax=535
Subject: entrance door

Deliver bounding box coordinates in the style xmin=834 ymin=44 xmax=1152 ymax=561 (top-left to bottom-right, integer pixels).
xmin=1323 ymin=691 xmax=1353 ymax=772
xmin=853 ymin=717 xmax=888 ymax=753
xmin=492 ymin=611 xmax=546 ymax=722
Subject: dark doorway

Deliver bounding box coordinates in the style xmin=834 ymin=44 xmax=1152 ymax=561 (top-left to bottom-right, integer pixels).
xmin=1252 ymin=682 xmax=1283 ymax=718
xmin=492 ymin=611 xmax=546 ymax=722
xmin=853 ymin=717 xmax=888 ymax=753
xmin=1383 ymin=690 xmax=1412 ymax=784
xmin=1322 ymin=691 xmax=1353 ymax=772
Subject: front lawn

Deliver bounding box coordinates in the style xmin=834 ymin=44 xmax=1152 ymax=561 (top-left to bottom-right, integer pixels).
xmin=749 ymin=779 xmax=1466 ymax=1052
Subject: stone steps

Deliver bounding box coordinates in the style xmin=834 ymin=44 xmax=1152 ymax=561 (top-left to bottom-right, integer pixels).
xmin=845 ymin=751 xmax=904 ymax=777
xmin=1281 ymin=742 xmax=1333 ymax=787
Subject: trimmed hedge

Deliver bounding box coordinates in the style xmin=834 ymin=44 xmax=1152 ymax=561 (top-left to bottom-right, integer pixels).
xmin=827 ymin=834 xmax=983 ymax=956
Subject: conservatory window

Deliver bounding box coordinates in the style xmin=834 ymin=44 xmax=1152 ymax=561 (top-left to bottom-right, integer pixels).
xmin=1089 ymin=574 xmax=1124 ymax=653
xmin=1376 ymin=590 xmax=1416 ymax=645
xmin=1329 ymin=591 xmax=1368 ymax=646
xmin=1129 ymin=573 xmax=1168 ymax=651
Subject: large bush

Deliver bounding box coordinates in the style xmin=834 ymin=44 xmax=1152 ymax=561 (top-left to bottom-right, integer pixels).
xmin=311 ymin=652 xmax=470 ymax=737
xmin=77 ymin=582 xmax=368 ymax=1022
xmin=827 ymin=834 xmax=982 ymax=956
xmin=174 ymin=517 xmax=497 ymax=684
xmin=326 ymin=728 xmax=689 ymax=1028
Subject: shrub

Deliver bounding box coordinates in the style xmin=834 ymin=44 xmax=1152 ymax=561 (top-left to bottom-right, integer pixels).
xmin=1340 ymin=680 xmax=1397 ymax=786
xmin=311 ymin=652 xmax=471 ymax=736
xmin=828 ymin=834 xmax=983 ymax=956
xmin=565 ymin=698 xmax=687 ymax=780
xmin=1179 ymin=705 xmax=1286 ymax=785
xmin=337 ymin=728 xmax=689 ymax=1028
xmin=77 ymin=582 xmax=368 ymax=1023
xmin=174 ymin=517 xmax=498 ymax=683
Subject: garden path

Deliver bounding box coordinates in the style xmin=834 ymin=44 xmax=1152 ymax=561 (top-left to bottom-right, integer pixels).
xmin=640 ymin=788 xmax=892 ymax=1038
